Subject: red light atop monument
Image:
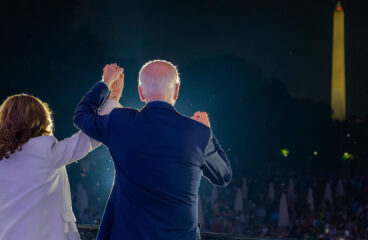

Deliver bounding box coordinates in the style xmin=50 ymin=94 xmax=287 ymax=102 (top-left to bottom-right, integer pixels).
xmin=336 ymin=1 xmax=342 ymax=11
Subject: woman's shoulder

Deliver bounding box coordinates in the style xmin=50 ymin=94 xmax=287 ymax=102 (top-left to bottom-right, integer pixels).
xmin=27 ymin=135 xmax=58 ymax=144
xmin=25 ymin=135 xmax=58 ymax=151
xmin=1 ymin=136 xmax=59 ymax=165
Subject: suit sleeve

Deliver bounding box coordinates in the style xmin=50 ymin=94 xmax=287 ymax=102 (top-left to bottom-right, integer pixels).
xmin=73 ymin=81 xmax=113 ymax=144
xmin=202 ymin=131 xmax=232 ymax=186
xmin=90 ymin=98 xmax=122 ymax=149
xmin=49 ymin=98 xmax=120 ymax=168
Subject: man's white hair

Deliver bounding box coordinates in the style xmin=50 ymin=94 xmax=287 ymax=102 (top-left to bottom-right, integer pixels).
xmin=138 ymin=60 xmax=180 ymax=99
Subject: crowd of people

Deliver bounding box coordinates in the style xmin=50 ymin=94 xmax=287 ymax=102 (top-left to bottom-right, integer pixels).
xmin=69 ymin=156 xmax=368 ymax=240
xmin=69 ymin=156 xmax=113 ymax=225
xmin=71 ymin=173 xmax=368 ymax=239
xmin=199 ymin=176 xmax=368 ymax=239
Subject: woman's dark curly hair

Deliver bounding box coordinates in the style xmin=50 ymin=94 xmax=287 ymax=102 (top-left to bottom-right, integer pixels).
xmin=0 ymin=94 xmax=53 ymax=160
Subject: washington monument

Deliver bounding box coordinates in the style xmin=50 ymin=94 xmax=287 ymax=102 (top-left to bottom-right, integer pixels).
xmin=331 ymin=1 xmax=346 ymax=121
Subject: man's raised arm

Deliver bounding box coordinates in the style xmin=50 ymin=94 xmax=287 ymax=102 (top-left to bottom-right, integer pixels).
xmin=73 ymin=64 xmax=124 ymax=143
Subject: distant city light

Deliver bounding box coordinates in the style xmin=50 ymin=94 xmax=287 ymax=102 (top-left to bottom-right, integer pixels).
xmin=281 ymin=149 xmax=289 ymax=157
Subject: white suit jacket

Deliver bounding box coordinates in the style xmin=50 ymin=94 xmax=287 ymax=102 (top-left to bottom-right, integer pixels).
xmin=0 ymin=99 xmax=120 ymax=240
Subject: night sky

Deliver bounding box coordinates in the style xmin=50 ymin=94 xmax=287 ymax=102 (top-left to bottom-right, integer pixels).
xmin=71 ymin=0 xmax=368 ymax=115
xmin=1 ymin=0 xmax=367 ymax=136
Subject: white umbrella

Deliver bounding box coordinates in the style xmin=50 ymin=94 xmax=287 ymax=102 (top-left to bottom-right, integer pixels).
xmin=323 ymin=182 xmax=334 ymax=207
xmin=76 ymin=183 xmax=89 ymax=219
xmin=241 ymin=178 xmax=248 ymax=200
xmin=234 ymin=187 xmax=244 ymax=212
xmin=336 ymin=179 xmax=345 ymax=198
xmin=210 ymin=185 xmax=218 ymax=205
xmin=268 ymin=182 xmax=275 ymax=202
xmin=278 ymin=193 xmax=289 ymax=227
xmin=198 ymin=197 xmax=206 ymax=228
xmin=287 ymin=178 xmax=295 ymax=200
xmin=307 ymin=188 xmax=315 ymax=211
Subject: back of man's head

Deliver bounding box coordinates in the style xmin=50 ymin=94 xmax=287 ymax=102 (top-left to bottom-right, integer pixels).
xmin=138 ymin=60 xmax=180 ymax=104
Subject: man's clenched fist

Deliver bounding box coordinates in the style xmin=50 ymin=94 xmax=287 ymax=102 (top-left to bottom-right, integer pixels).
xmin=191 ymin=111 xmax=211 ymax=128
xmin=103 ymin=63 xmax=124 ymax=87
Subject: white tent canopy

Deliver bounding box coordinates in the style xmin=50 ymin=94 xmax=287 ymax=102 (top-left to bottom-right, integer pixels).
xmin=287 ymin=178 xmax=295 ymax=200
xmin=76 ymin=183 xmax=89 ymax=219
xmin=234 ymin=187 xmax=244 ymax=212
xmin=336 ymin=179 xmax=345 ymax=198
xmin=278 ymin=193 xmax=289 ymax=227
xmin=241 ymin=178 xmax=248 ymax=200
xmin=268 ymin=182 xmax=275 ymax=202
xmin=323 ymin=182 xmax=334 ymax=207
xmin=307 ymin=188 xmax=315 ymax=211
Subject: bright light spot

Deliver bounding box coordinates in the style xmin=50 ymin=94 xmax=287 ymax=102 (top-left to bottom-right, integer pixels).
xmin=281 ymin=149 xmax=289 ymax=157
xmin=346 ymin=133 xmax=350 ymax=137
xmin=342 ymin=152 xmax=353 ymax=161
xmin=313 ymin=151 xmax=318 ymax=156
xmin=337 ymin=7 xmax=341 ymax=11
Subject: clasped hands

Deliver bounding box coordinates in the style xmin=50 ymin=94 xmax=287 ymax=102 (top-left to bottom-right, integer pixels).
xmin=102 ymin=63 xmax=211 ymax=128
xmin=103 ymin=63 xmax=124 ymax=101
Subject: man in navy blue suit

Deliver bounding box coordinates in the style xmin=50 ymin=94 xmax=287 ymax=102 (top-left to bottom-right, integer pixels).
xmin=74 ymin=60 xmax=232 ymax=240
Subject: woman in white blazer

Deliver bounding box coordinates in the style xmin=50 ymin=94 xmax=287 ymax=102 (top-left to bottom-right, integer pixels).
xmin=0 ymin=64 xmax=124 ymax=240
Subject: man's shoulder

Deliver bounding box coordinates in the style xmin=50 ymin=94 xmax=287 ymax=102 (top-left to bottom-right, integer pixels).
xmin=111 ymin=107 xmax=139 ymax=115
xmin=108 ymin=107 xmax=139 ymax=123
xmin=176 ymin=112 xmax=211 ymax=134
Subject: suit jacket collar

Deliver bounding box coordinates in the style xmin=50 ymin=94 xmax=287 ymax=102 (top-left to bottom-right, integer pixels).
xmin=142 ymin=101 xmax=177 ymax=112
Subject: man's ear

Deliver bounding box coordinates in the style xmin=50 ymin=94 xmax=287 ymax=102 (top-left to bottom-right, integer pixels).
xmin=173 ymin=83 xmax=180 ymax=101
xmin=138 ymin=85 xmax=146 ymax=102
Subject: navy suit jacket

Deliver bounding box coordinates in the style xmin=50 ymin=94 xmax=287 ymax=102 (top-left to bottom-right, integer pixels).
xmin=74 ymin=82 xmax=232 ymax=240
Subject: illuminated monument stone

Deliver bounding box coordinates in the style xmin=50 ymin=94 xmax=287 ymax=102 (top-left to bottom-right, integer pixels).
xmin=331 ymin=1 xmax=346 ymax=121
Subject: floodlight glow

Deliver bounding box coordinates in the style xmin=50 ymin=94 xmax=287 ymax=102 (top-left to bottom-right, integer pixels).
xmin=342 ymin=152 xmax=353 ymax=161
xmin=281 ymin=149 xmax=289 ymax=157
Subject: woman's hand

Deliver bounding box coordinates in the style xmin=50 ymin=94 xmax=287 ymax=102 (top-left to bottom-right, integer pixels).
xmin=110 ymin=72 xmax=124 ymax=101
